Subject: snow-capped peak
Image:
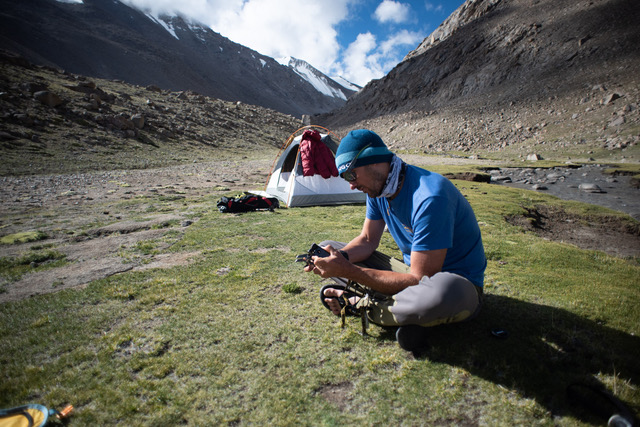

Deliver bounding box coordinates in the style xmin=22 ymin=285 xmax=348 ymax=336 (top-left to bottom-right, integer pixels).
xmin=275 ymin=56 xmax=291 ymax=67
xmin=278 ymin=56 xmax=359 ymax=101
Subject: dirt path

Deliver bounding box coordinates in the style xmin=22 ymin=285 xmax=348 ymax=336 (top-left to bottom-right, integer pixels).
xmin=0 ymin=158 xmax=272 ymax=215
xmin=0 ymin=159 xmax=271 ymax=303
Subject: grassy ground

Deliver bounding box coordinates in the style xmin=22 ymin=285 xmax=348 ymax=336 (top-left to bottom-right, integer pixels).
xmin=1 ymin=179 xmax=639 ymax=425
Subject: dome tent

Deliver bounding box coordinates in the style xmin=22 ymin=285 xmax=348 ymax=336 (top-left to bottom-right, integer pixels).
xmin=261 ymin=126 xmax=365 ymax=207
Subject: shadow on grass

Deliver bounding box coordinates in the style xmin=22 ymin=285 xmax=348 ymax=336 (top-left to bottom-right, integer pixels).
xmin=409 ymin=294 xmax=640 ymax=424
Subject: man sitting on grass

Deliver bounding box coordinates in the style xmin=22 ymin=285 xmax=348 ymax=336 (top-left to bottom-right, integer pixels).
xmin=305 ymin=129 xmax=486 ymax=354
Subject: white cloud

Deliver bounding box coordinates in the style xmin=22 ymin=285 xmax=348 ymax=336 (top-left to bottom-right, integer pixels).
xmin=211 ymin=0 xmax=349 ymax=75
xmin=379 ymin=29 xmax=423 ymax=67
xmin=380 ymin=29 xmax=423 ymax=56
xmin=121 ymin=0 xmax=210 ymax=18
xmin=425 ymin=2 xmax=444 ymax=13
xmin=374 ymin=1 xmax=412 ymax=24
xmin=339 ymin=32 xmax=384 ymax=86
xmin=336 ymin=28 xmax=424 ymax=86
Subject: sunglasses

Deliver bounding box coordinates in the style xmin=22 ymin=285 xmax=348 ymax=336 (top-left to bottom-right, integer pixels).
xmin=340 ymin=144 xmax=371 ymax=182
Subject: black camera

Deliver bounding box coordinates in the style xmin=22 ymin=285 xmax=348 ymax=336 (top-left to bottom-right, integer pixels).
xmin=295 ymin=243 xmax=330 ymax=266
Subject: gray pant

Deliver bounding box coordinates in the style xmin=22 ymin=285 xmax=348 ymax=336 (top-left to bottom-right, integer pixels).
xmin=321 ymin=240 xmax=483 ymax=327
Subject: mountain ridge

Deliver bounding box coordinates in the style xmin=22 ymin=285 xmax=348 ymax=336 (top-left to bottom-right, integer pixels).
xmin=0 ymin=0 xmax=349 ymax=118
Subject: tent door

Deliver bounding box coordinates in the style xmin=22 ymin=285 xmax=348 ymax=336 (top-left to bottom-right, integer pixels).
xmin=277 ymin=171 xmax=291 ymax=189
xmin=276 ymin=148 xmax=300 ymax=190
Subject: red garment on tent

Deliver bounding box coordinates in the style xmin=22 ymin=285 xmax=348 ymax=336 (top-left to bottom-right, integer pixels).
xmin=299 ymin=130 xmax=339 ymax=178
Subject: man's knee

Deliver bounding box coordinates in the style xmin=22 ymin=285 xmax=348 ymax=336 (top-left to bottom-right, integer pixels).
xmin=426 ymin=273 xmax=479 ymax=311
xmin=391 ymin=272 xmax=480 ymax=326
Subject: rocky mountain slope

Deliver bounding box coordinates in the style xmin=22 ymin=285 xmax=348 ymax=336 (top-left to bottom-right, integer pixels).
xmin=0 ymin=50 xmax=301 ymax=176
xmin=315 ymin=0 xmax=640 ymax=164
xmin=0 ymin=0 xmax=350 ymax=118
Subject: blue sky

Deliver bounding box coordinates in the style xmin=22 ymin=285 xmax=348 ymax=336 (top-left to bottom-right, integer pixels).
xmin=118 ymin=0 xmax=466 ymax=86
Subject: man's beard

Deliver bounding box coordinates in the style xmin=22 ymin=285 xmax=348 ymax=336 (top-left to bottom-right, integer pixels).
xmin=367 ymin=169 xmax=388 ymax=198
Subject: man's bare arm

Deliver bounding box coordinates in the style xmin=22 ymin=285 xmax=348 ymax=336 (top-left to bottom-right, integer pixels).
xmin=339 ymin=218 xmax=385 ymax=263
xmin=313 ymin=245 xmax=448 ymax=295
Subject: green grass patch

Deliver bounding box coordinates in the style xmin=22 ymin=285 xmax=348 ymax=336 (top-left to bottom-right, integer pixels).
xmin=282 ymin=282 xmax=303 ymax=294
xmin=0 ymin=250 xmax=67 ymax=284
xmin=0 ymin=231 xmax=48 ymax=245
xmin=0 ymin=183 xmax=638 ymax=425
xmin=603 ymin=163 xmax=640 ymax=180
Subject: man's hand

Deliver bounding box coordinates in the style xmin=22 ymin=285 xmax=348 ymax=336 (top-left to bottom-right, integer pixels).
xmin=297 ymin=243 xmax=329 ymax=268
xmin=303 ymin=241 xmax=445 ymax=296
xmin=305 ymin=245 xmax=351 ymax=277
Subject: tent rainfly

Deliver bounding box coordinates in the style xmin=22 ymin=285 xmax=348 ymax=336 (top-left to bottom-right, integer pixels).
xmin=262 ymin=127 xmax=366 ymax=207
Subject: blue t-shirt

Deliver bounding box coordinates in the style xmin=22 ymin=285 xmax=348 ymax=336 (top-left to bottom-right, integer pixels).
xmin=366 ymin=165 xmax=486 ymax=288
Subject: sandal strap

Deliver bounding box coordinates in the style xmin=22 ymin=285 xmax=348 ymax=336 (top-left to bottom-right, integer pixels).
xmin=320 ymin=284 xmax=361 ymax=316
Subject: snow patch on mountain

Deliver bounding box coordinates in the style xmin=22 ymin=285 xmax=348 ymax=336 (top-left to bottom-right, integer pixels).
xmin=277 ymin=56 xmax=356 ymax=101
xmin=332 ymin=76 xmax=361 ymax=92
xmin=144 ymin=13 xmax=179 ymax=39
xmin=188 ymin=22 xmax=209 ymax=43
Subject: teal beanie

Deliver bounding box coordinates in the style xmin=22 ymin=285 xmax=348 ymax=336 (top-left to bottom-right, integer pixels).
xmin=335 ymin=129 xmax=393 ymax=174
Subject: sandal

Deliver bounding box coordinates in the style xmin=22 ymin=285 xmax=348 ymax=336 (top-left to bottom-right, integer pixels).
xmin=320 ymin=284 xmax=361 ymax=316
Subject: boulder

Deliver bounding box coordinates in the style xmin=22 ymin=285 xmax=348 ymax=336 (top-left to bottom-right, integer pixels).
xmin=443 ymin=172 xmax=491 ymax=182
xmin=579 ymin=183 xmax=604 ymax=193
xmin=609 ymin=116 xmax=625 ymax=127
xmin=113 ymin=115 xmax=135 ymax=130
xmin=131 ymin=114 xmax=145 ymax=129
xmin=0 ymin=131 xmax=17 ymax=141
xmin=491 ymin=175 xmax=512 ymax=183
xmin=602 ymin=93 xmax=621 ymax=105
xmin=33 ymin=90 xmax=63 ymax=107
xmin=63 ymin=83 xmax=95 ymax=94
